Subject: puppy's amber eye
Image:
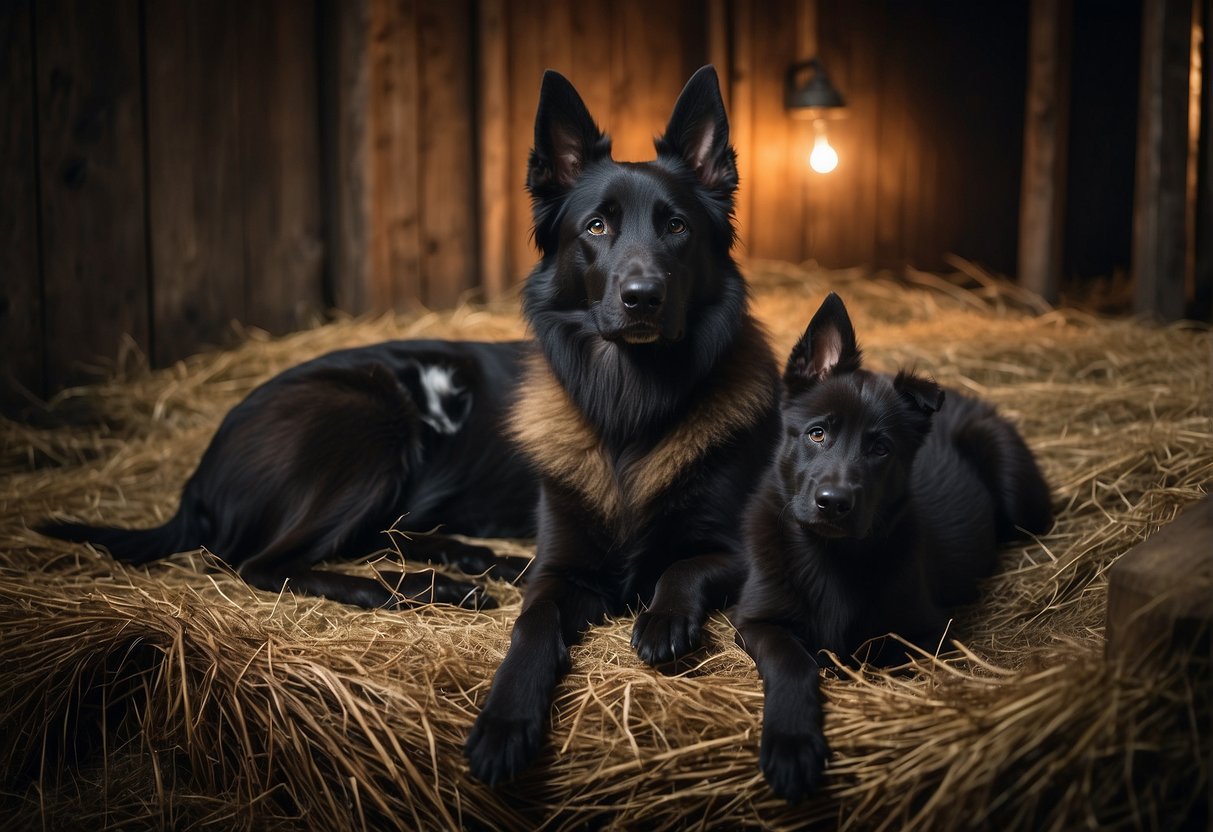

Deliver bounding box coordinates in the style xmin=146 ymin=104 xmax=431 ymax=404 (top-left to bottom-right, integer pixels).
xmin=807 ymin=426 xmax=826 ymax=443
xmin=666 ymin=217 xmax=687 ymax=234
xmin=587 ymin=218 xmax=607 ymax=236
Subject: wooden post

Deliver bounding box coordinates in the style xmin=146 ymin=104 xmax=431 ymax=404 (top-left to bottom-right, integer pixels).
xmin=1018 ymin=0 xmax=1071 ymax=305
xmin=1196 ymin=0 xmax=1212 ymax=319
xmin=1105 ymin=496 xmax=1212 ymax=667
xmin=1133 ymin=0 xmax=1195 ymax=321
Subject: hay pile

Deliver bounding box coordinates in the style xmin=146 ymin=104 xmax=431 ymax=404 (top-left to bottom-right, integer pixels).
xmin=1 ymin=261 xmax=1209 ymax=830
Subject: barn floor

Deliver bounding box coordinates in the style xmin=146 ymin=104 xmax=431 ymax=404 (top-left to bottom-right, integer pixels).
xmin=1 ymin=262 xmax=1209 ymax=830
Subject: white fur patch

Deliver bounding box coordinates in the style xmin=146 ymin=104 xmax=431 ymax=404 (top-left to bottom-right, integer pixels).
xmin=418 ymin=365 xmax=466 ymax=435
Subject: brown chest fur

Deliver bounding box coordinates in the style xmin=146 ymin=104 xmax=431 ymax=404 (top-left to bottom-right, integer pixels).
xmin=509 ymin=321 xmax=776 ymax=526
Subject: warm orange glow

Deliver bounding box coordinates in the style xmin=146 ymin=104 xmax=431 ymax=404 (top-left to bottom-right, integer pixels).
xmin=809 ymin=121 xmax=838 ymax=174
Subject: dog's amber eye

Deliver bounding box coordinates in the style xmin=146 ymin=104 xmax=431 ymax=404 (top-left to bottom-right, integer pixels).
xmin=667 ymin=217 xmax=687 ymax=234
xmin=587 ymin=218 xmax=607 ymax=236
xmin=871 ymin=440 xmax=890 ymax=457
xmin=807 ymin=426 xmax=826 ymax=443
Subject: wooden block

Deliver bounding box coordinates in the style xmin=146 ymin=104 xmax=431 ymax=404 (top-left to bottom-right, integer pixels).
xmin=1106 ymin=495 xmax=1213 ymax=667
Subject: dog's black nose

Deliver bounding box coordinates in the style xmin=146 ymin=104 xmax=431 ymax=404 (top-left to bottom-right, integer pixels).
xmin=815 ymin=486 xmax=854 ymax=519
xmin=620 ymin=278 xmax=665 ymax=314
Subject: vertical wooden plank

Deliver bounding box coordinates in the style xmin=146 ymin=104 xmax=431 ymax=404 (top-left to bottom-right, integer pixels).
xmin=417 ymin=0 xmax=477 ymax=309
xmin=477 ymin=0 xmax=511 ymax=299
xmin=240 ymin=0 xmax=325 ymax=333
xmin=35 ymin=0 xmax=149 ymax=388
xmin=729 ymin=0 xmax=755 ymax=259
xmin=746 ymin=0 xmax=805 ymax=261
xmin=872 ymin=6 xmax=909 ymax=270
xmin=1018 ymin=0 xmax=1072 ymax=303
xmin=1197 ymin=0 xmax=1212 ymax=318
xmin=320 ymin=0 xmax=372 ymax=315
xmin=707 ymin=0 xmax=731 ymax=113
xmin=369 ymin=0 xmax=422 ymax=310
xmin=1133 ymin=0 xmax=1194 ymax=320
xmin=146 ymin=0 xmax=245 ymax=365
xmin=506 ymin=0 xmax=570 ymax=285
xmin=0 ymin=0 xmax=43 ymax=407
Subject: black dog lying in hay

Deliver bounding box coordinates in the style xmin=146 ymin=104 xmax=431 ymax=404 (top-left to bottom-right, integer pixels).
xmin=39 ymin=340 xmax=537 ymax=609
xmin=463 ymin=66 xmax=781 ymax=784
xmin=733 ymin=293 xmax=1054 ymax=801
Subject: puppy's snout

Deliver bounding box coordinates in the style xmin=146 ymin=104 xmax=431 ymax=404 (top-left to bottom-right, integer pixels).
xmin=814 ymin=485 xmax=854 ymax=519
xmin=619 ymin=277 xmax=665 ymax=316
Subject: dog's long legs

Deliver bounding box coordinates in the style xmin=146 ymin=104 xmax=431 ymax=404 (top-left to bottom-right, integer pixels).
xmin=464 ymin=573 xmax=611 ymax=784
xmin=632 ymin=551 xmax=745 ymax=666
xmin=736 ymin=619 xmax=828 ymax=802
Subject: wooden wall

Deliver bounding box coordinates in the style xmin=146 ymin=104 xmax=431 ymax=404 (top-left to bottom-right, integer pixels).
xmin=4 ymin=0 xmax=1199 ymax=408
xmin=1 ymin=0 xmax=324 ymax=409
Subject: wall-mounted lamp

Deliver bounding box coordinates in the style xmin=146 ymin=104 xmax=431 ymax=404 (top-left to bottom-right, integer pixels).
xmin=785 ymin=58 xmax=847 ymax=174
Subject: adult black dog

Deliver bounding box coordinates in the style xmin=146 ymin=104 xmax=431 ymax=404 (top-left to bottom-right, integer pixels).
xmin=39 ymin=340 xmax=537 ymax=609
xmin=733 ymin=293 xmax=1053 ymax=801
xmin=463 ymin=66 xmax=780 ymax=784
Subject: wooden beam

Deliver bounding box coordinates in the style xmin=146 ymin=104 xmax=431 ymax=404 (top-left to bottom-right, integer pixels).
xmin=1018 ymin=0 xmax=1072 ymax=304
xmin=1105 ymin=495 xmax=1212 ymax=668
xmin=0 ymin=0 xmax=43 ymax=408
xmin=1133 ymin=0 xmax=1195 ymax=320
xmin=1195 ymin=0 xmax=1212 ymax=319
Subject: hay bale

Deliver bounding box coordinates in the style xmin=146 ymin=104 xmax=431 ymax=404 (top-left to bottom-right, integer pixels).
xmin=1 ymin=262 xmax=1208 ymax=830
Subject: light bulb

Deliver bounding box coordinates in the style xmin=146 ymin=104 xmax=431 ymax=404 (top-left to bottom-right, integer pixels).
xmin=809 ymin=131 xmax=838 ymax=174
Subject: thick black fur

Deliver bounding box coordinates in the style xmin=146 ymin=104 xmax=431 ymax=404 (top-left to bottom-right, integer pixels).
xmin=463 ymin=67 xmax=781 ymax=784
xmin=39 ymin=340 xmax=538 ymax=610
xmin=733 ymin=293 xmax=1054 ymax=801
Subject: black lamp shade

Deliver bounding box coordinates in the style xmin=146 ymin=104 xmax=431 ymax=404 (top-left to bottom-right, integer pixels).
xmin=785 ymin=59 xmax=846 ymax=118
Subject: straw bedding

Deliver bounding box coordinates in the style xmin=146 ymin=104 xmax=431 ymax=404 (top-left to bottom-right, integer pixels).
xmin=1 ymin=261 xmax=1208 ymax=830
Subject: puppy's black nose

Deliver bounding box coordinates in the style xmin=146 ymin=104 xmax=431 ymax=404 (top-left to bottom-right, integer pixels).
xmin=815 ymin=486 xmax=854 ymax=519
xmin=620 ymin=278 xmax=665 ymax=314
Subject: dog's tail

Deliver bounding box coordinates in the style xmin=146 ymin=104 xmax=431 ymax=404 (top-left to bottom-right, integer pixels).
xmin=955 ymin=414 xmax=1054 ymax=541
xmin=37 ymin=511 xmax=196 ymax=565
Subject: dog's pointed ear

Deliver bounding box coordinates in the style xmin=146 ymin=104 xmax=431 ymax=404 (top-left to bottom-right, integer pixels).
xmin=528 ymin=70 xmax=611 ymax=197
xmin=656 ymin=65 xmax=738 ymax=194
xmin=784 ymin=293 xmax=862 ymax=394
xmin=894 ymin=371 xmax=945 ymax=430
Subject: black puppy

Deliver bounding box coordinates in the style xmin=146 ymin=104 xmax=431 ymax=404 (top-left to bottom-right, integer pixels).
xmin=463 ymin=67 xmax=781 ymax=783
xmin=40 ymin=340 xmax=537 ymax=609
xmin=733 ymin=293 xmax=1053 ymax=801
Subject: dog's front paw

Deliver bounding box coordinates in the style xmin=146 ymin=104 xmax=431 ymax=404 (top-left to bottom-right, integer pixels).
xmin=759 ymin=724 xmax=829 ymax=802
xmin=631 ymin=608 xmax=702 ymax=668
xmin=464 ymin=709 xmax=545 ymax=785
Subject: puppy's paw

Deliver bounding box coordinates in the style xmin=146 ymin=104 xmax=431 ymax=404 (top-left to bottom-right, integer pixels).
xmin=759 ymin=725 xmax=829 ymax=802
xmin=631 ymin=608 xmax=702 ymax=668
xmin=464 ymin=710 xmax=544 ymax=785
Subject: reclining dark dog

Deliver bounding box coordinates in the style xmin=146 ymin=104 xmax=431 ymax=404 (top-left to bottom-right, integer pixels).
xmin=463 ymin=66 xmax=781 ymax=784
xmin=39 ymin=340 xmax=537 ymax=609
xmin=733 ymin=293 xmax=1053 ymax=801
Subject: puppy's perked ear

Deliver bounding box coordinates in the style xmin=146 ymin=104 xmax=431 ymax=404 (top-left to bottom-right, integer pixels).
xmin=527 ymin=70 xmax=611 ymax=197
xmin=784 ymin=292 xmax=862 ymax=393
xmin=656 ymin=65 xmax=738 ymax=195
